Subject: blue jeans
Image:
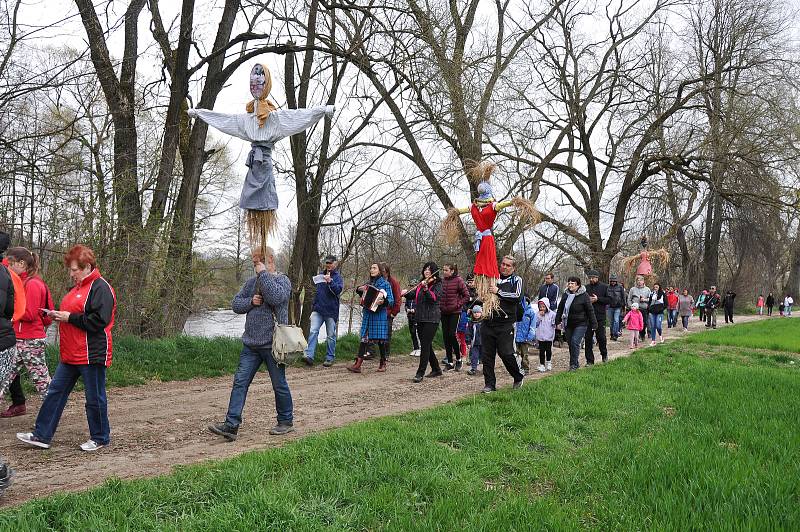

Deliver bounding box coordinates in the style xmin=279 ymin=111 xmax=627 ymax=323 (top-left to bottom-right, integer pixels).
xmin=305 ymin=311 xmax=337 ymax=361
xmin=565 ymin=325 xmax=588 ymax=369
xmin=668 ymin=309 xmax=679 ymax=327
xmin=226 ymin=344 xmax=293 ymax=427
xmin=608 ymin=308 xmax=622 ymax=337
xmin=34 ymin=362 xmax=109 ymax=445
xmin=648 ymin=313 xmax=664 ymax=341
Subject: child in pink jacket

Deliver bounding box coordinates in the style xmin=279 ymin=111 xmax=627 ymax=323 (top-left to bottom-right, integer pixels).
xmin=623 ymin=302 xmax=644 ymax=349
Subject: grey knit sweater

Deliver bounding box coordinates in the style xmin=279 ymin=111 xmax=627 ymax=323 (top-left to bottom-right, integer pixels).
xmin=232 ymin=271 xmax=291 ymax=347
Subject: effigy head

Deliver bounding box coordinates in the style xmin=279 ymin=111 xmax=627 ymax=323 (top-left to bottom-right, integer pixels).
xmin=477 ymin=181 xmax=494 ymax=202
xmin=250 ymin=64 xmax=272 ymax=99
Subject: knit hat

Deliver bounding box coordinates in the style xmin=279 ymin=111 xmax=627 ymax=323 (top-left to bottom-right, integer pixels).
xmin=476 ymin=181 xmax=494 ymax=202
xmin=630 ymin=302 xmax=639 ymax=310
xmin=472 ymin=305 xmax=483 ymax=314
xmin=587 ymin=269 xmax=600 ymax=277
xmin=609 ymin=274 xmax=618 ymax=281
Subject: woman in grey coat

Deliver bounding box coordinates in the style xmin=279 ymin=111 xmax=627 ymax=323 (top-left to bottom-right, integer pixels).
xmin=627 ymin=275 xmax=651 ymax=342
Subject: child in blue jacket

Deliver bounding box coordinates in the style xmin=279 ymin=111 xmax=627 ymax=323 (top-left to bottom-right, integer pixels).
xmin=515 ymin=297 xmax=537 ymax=374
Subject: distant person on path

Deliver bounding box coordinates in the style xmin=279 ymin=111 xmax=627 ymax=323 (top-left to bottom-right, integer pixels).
xmin=607 ymin=274 xmax=625 ymax=341
xmin=623 ymin=303 xmax=644 ymax=349
xmin=465 ymin=305 xmax=483 ymax=376
xmin=412 ymin=262 xmax=443 ymax=383
xmin=347 ymin=263 xmax=394 ymax=373
xmin=17 ymin=245 xmax=117 ymax=451
xmin=723 ymin=290 xmax=737 ymax=324
xmin=555 ymin=276 xmax=598 ymax=371
xmin=784 ymin=294 xmax=793 ymax=317
xmin=678 ymin=289 xmax=695 ymax=331
xmin=585 ymin=270 xmax=610 ymax=363
xmin=704 ymin=286 xmax=721 ymax=329
xmin=439 ymin=263 xmax=470 ymax=371
xmin=208 ymin=246 xmax=294 ymax=441
xmin=756 ymin=294 xmax=765 ymax=316
xmin=0 ymin=247 xmax=54 ymax=414
xmin=480 ymin=256 xmax=526 ymax=392
xmin=696 ymin=290 xmax=708 ymax=322
xmin=766 ymin=292 xmax=775 ymax=316
xmin=627 ymin=275 xmax=651 ymax=343
xmin=515 ymin=296 xmax=537 ymax=374
xmin=534 ymin=298 xmax=556 ymax=372
xmin=402 ymin=280 xmax=421 ymax=357
xmin=303 ymin=255 xmax=343 ymax=367
xmin=779 ymin=301 xmax=785 ymax=316
xmin=646 ymin=283 xmax=667 ymax=346
xmin=666 ymin=286 xmax=679 ymax=328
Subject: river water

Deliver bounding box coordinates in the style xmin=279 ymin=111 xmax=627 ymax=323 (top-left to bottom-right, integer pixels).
xmin=182 ymin=303 xmax=408 ymax=338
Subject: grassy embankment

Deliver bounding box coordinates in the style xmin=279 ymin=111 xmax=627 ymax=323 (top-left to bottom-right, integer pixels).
xmin=3 ymin=321 xmax=798 ymax=529
xmin=31 ymin=326 xmax=441 ymax=390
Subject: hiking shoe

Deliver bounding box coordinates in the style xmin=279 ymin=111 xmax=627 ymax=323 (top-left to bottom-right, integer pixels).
xmin=208 ymin=422 xmax=238 ymax=441
xmin=537 ymin=364 xmax=546 ymax=373
xmin=16 ymin=432 xmax=50 ymax=449
xmin=269 ymin=423 xmax=295 ymax=436
xmin=1 ymin=404 xmax=26 ymax=418
xmin=602 ymin=356 xmax=608 ymax=363
xmin=481 ymin=386 xmax=495 ymax=394
xmin=79 ymin=440 xmax=107 ymax=452
xmin=322 ymin=359 xmax=334 ymax=367
xmin=303 ymin=357 xmax=314 ymax=366
xmin=426 ymin=369 xmax=443 ymax=378
xmin=513 ymin=379 xmax=524 ymax=390
xmin=455 ymin=360 xmax=463 ymax=371
xmin=546 ymin=361 xmax=552 ymax=371
xmin=467 ymin=368 xmax=476 ymax=376
xmin=568 ymin=365 xmax=579 ymax=371
xmin=412 ymin=374 xmax=424 ymax=383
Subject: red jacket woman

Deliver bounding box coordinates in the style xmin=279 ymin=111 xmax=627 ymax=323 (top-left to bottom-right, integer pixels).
xmin=17 ymin=245 xmax=116 ymax=452
xmin=0 ymin=247 xmax=54 ymax=416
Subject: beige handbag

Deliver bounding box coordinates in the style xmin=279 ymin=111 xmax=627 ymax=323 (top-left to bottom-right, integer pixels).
xmin=270 ymin=305 xmax=307 ymax=366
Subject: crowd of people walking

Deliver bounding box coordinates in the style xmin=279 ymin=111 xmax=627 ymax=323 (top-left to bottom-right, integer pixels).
xmin=0 ymin=227 xmax=795 ymax=463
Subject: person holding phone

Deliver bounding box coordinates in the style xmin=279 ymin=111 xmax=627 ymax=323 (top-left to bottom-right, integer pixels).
xmin=0 ymin=247 xmax=54 ymax=416
xmin=17 ymin=245 xmax=116 ymax=452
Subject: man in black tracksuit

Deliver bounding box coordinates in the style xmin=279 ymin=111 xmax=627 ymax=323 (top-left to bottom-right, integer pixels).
xmin=480 ymin=256 xmax=525 ymax=393
xmin=584 ymin=269 xmax=611 ymax=364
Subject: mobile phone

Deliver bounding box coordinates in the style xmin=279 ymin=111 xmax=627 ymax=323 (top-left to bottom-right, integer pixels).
xmin=39 ymin=308 xmax=52 ymax=316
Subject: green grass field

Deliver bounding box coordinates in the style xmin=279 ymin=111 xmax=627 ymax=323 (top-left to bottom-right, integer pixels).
xmin=30 ymin=326 xmax=440 ymax=392
xmin=685 ymin=317 xmax=800 ymax=352
xmin=3 ymin=322 xmax=798 ymax=530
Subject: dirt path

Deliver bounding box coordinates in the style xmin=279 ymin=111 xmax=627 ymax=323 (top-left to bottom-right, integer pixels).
xmin=0 ymin=313 xmax=764 ymax=507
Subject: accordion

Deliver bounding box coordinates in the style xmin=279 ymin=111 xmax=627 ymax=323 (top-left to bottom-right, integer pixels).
xmin=360 ymin=284 xmax=387 ymax=312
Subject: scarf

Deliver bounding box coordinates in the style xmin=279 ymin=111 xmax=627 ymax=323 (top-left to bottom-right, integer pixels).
xmin=562 ymin=286 xmax=586 ymax=326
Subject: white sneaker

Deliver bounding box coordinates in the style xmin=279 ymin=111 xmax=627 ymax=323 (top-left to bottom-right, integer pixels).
xmin=537 ymin=364 xmax=546 ymax=373
xmin=659 ymin=335 xmax=665 ymax=343
xmin=79 ymin=440 xmax=106 ymax=452
xmin=546 ymin=361 xmax=552 ymax=371
xmin=650 ymin=341 xmax=657 ymax=347
xmin=16 ymin=432 xmax=50 ymax=449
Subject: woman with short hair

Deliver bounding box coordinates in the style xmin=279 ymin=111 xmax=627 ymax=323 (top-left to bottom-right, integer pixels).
xmin=17 ymin=245 xmax=116 ymax=452
xmin=555 ymin=276 xmax=597 ymax=371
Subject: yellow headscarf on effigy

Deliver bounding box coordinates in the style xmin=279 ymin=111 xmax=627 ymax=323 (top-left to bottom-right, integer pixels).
xmin=246 ymin=64 xmax=278 ymax=128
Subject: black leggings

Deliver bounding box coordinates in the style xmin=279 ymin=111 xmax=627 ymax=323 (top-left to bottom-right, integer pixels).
xmin=538 ymin=341 xmax=552 ymax=365
xmin=416 ymin=321 xmax=441 ymax=377
xmin=358 ymin=342 xmax=387 ymax=361
xmin=441 ymin=313 xmax=460 ymax=362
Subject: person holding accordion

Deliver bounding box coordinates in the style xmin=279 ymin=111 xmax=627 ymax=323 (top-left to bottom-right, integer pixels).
xmin=348 ymin=263 xmax=394 ymax=373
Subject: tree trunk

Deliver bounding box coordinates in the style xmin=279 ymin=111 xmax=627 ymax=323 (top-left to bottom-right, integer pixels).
xmin=786 ymin=223 xmax=800 ymax=297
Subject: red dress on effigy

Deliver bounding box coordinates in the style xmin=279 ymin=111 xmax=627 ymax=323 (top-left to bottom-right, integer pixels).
xmin=471 ymin=203 xmax=499 ymax=278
